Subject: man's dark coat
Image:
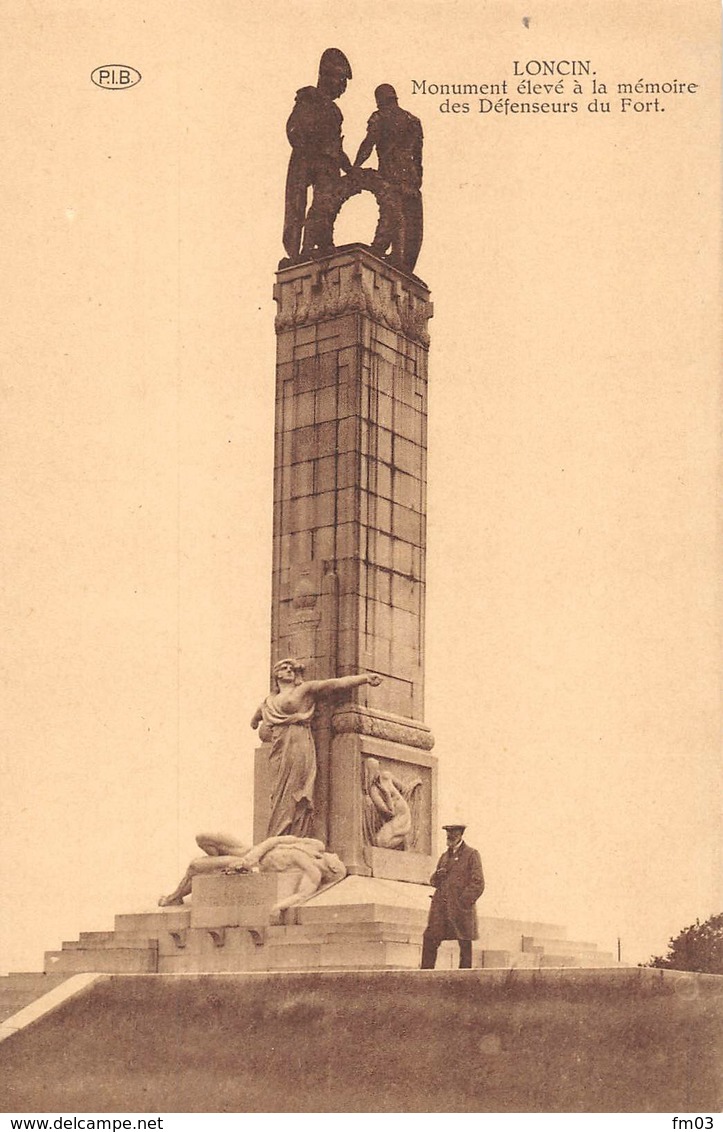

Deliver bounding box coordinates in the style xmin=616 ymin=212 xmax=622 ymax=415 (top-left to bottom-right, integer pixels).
xmin=425 ymin=842 xmax=485 ymax=941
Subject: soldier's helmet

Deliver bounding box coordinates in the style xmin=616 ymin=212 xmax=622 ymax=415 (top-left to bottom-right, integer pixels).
xmin=318 ymin=48 xmax=353 ymax=82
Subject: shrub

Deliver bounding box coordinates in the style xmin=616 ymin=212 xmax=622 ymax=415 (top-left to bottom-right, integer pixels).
xmin=645 ymin=912 xmax=723 ymax=974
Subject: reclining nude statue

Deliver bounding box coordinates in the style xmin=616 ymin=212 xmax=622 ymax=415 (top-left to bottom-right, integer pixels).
xmin=158 ymin=832 xmax=347 ymax=915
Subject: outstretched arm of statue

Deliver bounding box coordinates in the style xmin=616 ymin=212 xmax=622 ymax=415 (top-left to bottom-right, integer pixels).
xmin=250 ymin=706 xmax=263 ymax=729
xmin=304 ymin=672 xmax=382 ymax=696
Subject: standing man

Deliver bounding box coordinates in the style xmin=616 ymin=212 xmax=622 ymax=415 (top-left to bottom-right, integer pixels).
xmin=421 ymin=823 xmax=485 ymax=969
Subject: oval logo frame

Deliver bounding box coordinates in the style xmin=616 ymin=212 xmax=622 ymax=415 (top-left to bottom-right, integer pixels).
xmin=91 ymin=66 xmax=142 ymax=90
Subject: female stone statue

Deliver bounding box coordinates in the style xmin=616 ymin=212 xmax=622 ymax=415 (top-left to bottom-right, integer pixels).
xmin=251 ymin=658 xmax=382 ymax=838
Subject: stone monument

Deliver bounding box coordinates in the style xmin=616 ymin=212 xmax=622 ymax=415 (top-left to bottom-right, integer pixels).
xmin=36 ymin=50 xmax=616 ymax=976
xmin=253 ymin=54 xmax=436 ymax=889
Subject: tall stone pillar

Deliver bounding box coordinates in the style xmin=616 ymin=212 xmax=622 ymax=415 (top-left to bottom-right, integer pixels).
xmin=254 ymin=244 xmax=436 ymax=883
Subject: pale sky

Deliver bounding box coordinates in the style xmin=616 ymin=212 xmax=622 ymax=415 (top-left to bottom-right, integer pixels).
xmin=1 ymin=0 xmax=720 ymax=974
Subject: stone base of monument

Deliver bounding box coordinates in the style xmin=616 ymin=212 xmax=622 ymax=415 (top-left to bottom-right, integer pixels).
xmin=42 ymin=873 xmax=617 ymax=976
xmin=189 ymin=871 xmax=304 ymax=929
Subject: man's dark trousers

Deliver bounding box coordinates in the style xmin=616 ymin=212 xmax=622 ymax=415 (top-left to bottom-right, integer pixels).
xmin=421 ymin=935 xmax=472 ymax=969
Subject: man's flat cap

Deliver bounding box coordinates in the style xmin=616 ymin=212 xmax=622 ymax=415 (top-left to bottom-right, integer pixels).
xmin=442 ymin=823 xmax=466 ymax=832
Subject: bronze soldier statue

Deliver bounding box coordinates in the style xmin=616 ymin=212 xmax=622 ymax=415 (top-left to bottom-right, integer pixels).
xmin=354 ymin=83 xmax=424 ymax=273
xmin=282 ymin=48 xmax=353 ymax=261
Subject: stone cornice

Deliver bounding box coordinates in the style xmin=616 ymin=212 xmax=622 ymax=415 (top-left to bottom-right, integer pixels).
xmin=332 ymin=706 xmax=435 ymax=750
xmin=273 ymin=245 xmax=433 ymax=348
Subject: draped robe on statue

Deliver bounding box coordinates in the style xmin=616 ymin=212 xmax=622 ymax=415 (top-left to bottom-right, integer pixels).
xmin=261 ymin=696 xmax=317 ymax=837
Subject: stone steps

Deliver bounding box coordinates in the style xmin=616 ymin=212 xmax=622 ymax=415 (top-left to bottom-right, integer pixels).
xmin=522 ymin=934 xmax=599 ymax=955
xmin=521 ymin=934 xmax=616 ymax=967
xmin=477 ymin=950 xmax=539 ymax=969
xmin=265 ymin=938 xmax=422 ymax=970
xmin=477 ymin=947 xmax=619 ymax=969
xmin=41 ymin=904 xmax=621 ymax=973
xmin=479 ymin=915 xmax=568 ymax=939
xmin=40 ymin=909 xmax=619 ymax=974
xmin=30 ymin=876 xmax=620 ymax=976
xmin=115 ymin=908 xmax=191 ymax=934
xmin=296 ymin=901 xmax=428 ymax=927
xmin=63 ymin=933 xmax=156 ymax=951
xmin=573 ymin=951 xmax=617 ymax=968
xmin=266 ymin=920 xmax=419 ymax=943
xmin=45 ymin=944 xmax=158 ymax=975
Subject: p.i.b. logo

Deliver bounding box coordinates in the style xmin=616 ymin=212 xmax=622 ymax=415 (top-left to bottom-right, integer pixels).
xmin=91 ymin=66 xmax=142 ymax=90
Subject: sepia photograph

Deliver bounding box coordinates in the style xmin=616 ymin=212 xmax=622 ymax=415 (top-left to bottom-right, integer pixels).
xmin=1 ymin=0 xmax=720 ymax=1115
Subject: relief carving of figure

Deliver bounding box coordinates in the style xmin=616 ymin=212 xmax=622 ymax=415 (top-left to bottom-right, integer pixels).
xmin=353 ymin=84 xmax=424 ymax=273
xmin=282 ymin=48 xmax=353 ymax=261
xmin=158 ymin=832 xmax=346 ymax=915
xmin=362 ymin=756 xmax=422 ymax=851
xmin=251 ymin=658 xmax=382 ymax=838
